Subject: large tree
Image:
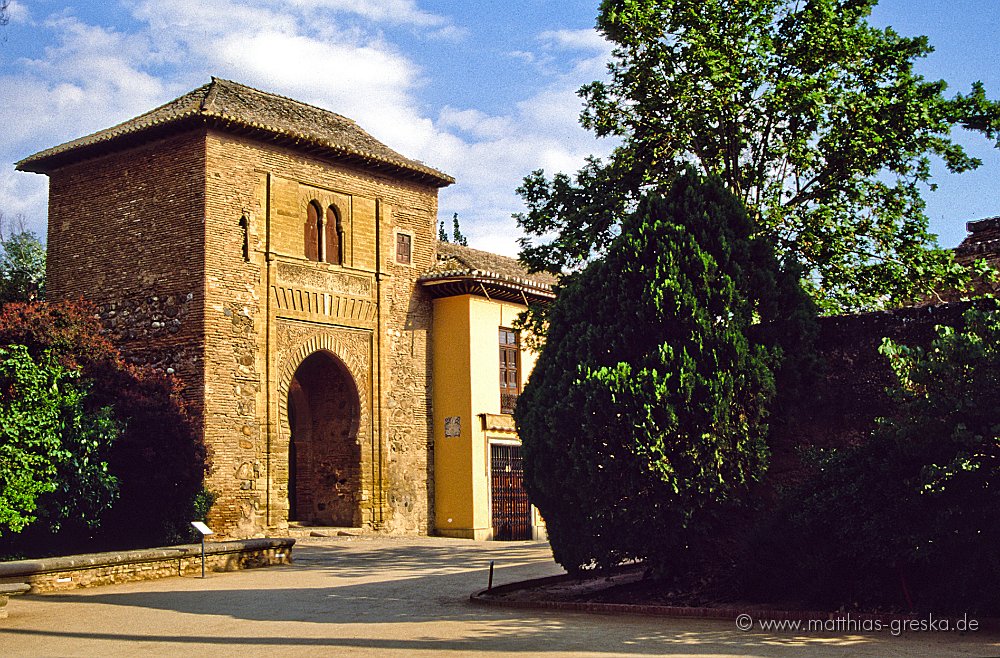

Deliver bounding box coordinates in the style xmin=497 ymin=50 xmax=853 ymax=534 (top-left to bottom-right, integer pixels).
xmin=517 ymin=0 xmax=1000 ymax=312
xmin=516 ymin=170 xmax=810 ymax=572
xmin=0 ymin=301 xmax=210 ymax=553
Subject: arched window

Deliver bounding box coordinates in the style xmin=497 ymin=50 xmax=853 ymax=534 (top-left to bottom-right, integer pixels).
xmin=325 ymin=206 xmax=343 ymax=265
xmin=304 ymin=201 xmax=321 ymax=261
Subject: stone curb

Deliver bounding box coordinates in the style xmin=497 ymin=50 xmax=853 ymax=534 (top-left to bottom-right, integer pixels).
xmin=0 ymin=538 xmax=295 ymax=579
xmin=469 ymin=573 xmax=1000 ymax=631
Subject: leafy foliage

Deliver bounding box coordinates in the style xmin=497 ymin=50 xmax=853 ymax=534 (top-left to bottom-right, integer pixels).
xmin=516 ymin=171 xmax=811 ymax=572
xmin=451 ymin=212 xmax=468 ymax=246
xmin=0 ymin=230 xmax=46 ymax=305
xmin=0 ymin=301 xmax=209 ymax=554
xmin=0 ymin=345 xmax=118 ymax=536
xmin=742 ymin=299 xmax=1000 ymax=613
xmin=517 ymin=0 xmax=1000 ymax=312
xmin=438 ymin=213 xmax=469 ymax=245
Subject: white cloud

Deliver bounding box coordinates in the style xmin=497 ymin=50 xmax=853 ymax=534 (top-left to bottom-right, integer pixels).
xmin=126 ymin=0 xmax=436 ymax=152
xmin=507 ymin=50 xmax=536 ymax=65
xmin=422 ymin=26 xmax=616 ymax=256
xmin=437 ymin=107 xmax=515 ymax=140
xmin=539 ymin=28 xmax=611 ymax=53
xmin=0 ymin=169 xmax=48 ymax=238
xmin=3 ymin=14 xmax=167 ymax=145
xmin=1 ymin=2 xmax=614 ymax=258
xmin=0 ymin=13 xmax=171 ymax=234
xmin=211 ymin=30 xmax=416 ymax=99
xmin=281 ymin=0 xmax=451 ymax=28
xmin=5 ymin=0 xmax=31 ymax=24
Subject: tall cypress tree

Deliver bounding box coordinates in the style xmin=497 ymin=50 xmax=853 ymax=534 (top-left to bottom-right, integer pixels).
xmin=452 ymin=213 xmax=468 ymax=246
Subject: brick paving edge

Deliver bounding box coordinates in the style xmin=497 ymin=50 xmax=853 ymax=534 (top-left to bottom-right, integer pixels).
xmin=469 ymin=576 xmax=1000 ymax=631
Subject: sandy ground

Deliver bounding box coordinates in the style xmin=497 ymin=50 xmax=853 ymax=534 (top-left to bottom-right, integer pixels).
xmin=0 ymin=535 xmax=996 ymax=657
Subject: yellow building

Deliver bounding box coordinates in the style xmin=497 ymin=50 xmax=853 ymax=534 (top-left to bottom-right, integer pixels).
xmin=421 ymin=242 xmax=556 ymax=540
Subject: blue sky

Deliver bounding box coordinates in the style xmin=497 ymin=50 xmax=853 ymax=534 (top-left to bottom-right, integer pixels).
xmin=1 ymin=0 xmax=998 ymax=255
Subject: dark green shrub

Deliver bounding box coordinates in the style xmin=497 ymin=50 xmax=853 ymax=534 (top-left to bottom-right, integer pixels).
xmin=516 ymin=170 xmax=810 ymax=573
xmin=742 ymin=299 xmax=1000 ymax=613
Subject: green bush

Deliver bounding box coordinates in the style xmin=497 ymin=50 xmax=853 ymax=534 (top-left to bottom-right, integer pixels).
xmin=0 ymin=345 xmax=118 ymax=536
xmin=742 ymin=300 xmax=1000 ymax=613
xmin=516 ymin=170 xmax=810 ymax=573
xmin=0 ymin=301 xmax=209 ymax=555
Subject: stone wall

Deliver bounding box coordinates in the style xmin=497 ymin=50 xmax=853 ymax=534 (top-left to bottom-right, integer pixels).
xmin=767 ymin=301 xmax=972 ymax=487
xmin=203 ymin=130 xmax=437 ymax=537
xmin=0 ymin=538 xmax=294 ymax=593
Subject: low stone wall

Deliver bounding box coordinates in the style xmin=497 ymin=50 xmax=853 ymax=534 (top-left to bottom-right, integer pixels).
xmin=0 ymin=538 xmax=295 ymax=593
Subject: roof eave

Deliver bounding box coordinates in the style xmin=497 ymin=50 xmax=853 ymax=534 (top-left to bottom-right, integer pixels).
xmin=420 ymin=273 xmax=555 ymax=304
xmin=16 ymin=113 xmax=203 ymax=174
xmin=17 ymin=114 xmax=455 ymax=187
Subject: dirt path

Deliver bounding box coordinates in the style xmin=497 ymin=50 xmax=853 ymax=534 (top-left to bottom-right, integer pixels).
xmin=0 ymin=536 xmax=995 ymax=657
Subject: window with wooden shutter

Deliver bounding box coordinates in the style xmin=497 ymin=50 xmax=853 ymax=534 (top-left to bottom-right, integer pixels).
xmin=304 ymin=201 xmax=320 ymax=261
xmin=325 ymin=206 xmax=342 ymax=265
xmin=396 ymin=232 xmax=412 ymax=265
xmin=499 ymin=328 xmax=520 ymax=414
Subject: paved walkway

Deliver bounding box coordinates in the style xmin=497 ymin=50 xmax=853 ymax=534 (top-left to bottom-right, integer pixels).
xmin=0 ymin=536 xmax=995 ymax=657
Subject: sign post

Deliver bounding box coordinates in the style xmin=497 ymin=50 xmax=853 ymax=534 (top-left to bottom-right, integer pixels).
xmin=190 ymin=521 xmax=214 ymax=578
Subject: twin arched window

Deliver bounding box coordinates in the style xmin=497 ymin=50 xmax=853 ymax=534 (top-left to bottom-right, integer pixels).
xmin=305 ymin=201 xmax=343 ymax=265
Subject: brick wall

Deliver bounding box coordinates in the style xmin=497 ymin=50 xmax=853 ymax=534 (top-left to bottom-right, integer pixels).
xmin=43 ymin=125 xmax=440 ymax=540
xmin=45 ymin=130 xmax=207 ymax=415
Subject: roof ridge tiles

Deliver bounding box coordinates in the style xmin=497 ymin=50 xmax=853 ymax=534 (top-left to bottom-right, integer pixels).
xmin=17 ymin=78 xmax=453 ymax=187
xmin=209 ymin=77 xmax=357 ymax=126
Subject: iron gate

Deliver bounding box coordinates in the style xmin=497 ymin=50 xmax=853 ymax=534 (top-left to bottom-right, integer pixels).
xmin=491 ymin=443 xmax=532 ymax=541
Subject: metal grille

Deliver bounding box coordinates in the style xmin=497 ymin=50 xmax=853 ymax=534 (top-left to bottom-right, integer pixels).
xmin=491 ymin=443 xmax=532 ymax=541
xmin=500 ymin=392 xmax=518 ymax=415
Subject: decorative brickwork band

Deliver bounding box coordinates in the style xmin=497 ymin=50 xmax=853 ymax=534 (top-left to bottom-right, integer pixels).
xmin=271 ymin=285 xmax=377 ymax=325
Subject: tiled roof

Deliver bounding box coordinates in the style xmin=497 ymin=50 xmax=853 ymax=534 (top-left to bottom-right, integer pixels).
xmin=420 ymin=241 xmax=557 ymax=303
xmin=955 ymin=216 xmax=1000 ymax=266
xmin=17 ymin=77 xmax=454 ymax=187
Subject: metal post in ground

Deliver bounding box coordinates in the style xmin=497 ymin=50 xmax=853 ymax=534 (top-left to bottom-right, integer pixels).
xmin=190 ymin=521 xmax=214 ymax=579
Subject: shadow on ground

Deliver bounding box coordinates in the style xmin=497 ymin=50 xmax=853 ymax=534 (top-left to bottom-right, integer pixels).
xmin=1 ymin=538 xmax=993 ymax=656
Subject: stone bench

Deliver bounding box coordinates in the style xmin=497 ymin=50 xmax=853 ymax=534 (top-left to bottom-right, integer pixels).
xmin=0 ymin=583 xmax=30 ymax=619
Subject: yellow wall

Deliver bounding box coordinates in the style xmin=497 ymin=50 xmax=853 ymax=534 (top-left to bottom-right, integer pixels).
xmin=432 ymin=292 xmax=543 ymax=540
xmin=431 ymin=295 xmax=476 ymax=536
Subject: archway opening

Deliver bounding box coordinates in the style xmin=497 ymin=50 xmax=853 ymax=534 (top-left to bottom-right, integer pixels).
xmin=287 ymin=351 xmax=362 ymax=527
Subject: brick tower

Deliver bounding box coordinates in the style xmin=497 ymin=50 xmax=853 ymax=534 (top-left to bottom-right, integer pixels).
xmin=18 ymin=78 xmax=453 ymax=538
